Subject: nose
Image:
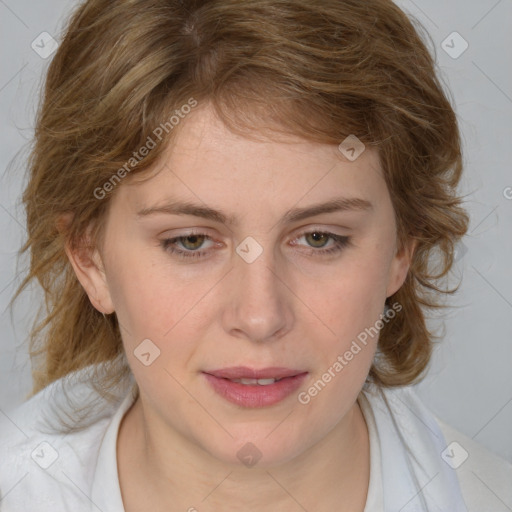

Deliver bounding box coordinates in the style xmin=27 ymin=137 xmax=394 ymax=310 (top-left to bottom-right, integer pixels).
xmin=222 ymin=243 xmax=294 ymax=343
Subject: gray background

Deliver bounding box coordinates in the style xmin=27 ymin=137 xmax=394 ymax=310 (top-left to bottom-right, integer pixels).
xmin=0 ymin=0 xmax=511 ymax=465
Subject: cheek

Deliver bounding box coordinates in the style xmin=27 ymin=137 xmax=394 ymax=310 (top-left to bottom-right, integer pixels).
xmin=103 ymin=247 xmax=180 ymax=345
xmin=105 ymin=250 xmax=218 ymax=365
xmin=297 ymin=259 xmax=389 ymax=419
xmin=306 ymin=252 xmax=392 ymax=345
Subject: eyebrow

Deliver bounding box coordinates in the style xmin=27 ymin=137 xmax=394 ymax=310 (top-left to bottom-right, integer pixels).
xmin=136 ymin=196 xmax=373 ymax=226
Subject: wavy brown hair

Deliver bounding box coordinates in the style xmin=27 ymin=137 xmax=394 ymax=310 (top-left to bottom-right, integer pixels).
xmin=13 ymin=0 xmax=469 ymax=400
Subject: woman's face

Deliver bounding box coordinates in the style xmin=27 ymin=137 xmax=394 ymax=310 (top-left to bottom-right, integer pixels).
xmin=74 ymin=102 xmax=413 ymax=467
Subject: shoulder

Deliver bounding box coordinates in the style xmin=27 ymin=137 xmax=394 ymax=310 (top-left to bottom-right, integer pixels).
xmin=436 ymin=416 xmax=512 ymax=511
xmin=0 ymin=362 xmax=135 ymax=511
xmin=363 ymin=383 xmax=512 ymax=511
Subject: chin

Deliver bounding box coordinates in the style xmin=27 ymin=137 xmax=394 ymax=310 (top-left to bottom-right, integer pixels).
xmin=200 ymin=430 xmax=307 ymax=470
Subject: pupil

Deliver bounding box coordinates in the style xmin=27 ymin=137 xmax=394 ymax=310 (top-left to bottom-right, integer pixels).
xmin=309 ymin=232 xmax=327 ymax=247
xmin=184 ymin=235 xmax=203 ymax=249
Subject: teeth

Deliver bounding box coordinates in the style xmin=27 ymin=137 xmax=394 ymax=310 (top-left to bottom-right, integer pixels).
xmin=231 ymin=378 xmax=278 ymax=385
xmin=256 ymin=378 xmax=277 ymax=385
xmin=239 ymin=378 xmax=258 ymax=385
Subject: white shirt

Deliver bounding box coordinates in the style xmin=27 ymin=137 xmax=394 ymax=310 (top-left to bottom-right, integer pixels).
xmin=1 ymin=365 xmax=511 ymax=511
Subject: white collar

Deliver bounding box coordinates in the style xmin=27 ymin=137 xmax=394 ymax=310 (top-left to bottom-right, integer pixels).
xmin=361 ymin=383 xmax=468 ymax=511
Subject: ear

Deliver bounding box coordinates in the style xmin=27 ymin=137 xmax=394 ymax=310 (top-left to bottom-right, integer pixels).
xmin=385 ymin=237 xmax=417 ymax=298
xmin=58 ymin=214 xmax=115 ymax=314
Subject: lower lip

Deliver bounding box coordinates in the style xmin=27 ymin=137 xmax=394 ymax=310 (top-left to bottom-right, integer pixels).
xmin=203 ymin=373 xmax=308 ymax=408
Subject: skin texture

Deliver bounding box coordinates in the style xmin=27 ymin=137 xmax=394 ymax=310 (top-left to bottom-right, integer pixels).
xmin=67 ymin=102 xmax=416 ymax=511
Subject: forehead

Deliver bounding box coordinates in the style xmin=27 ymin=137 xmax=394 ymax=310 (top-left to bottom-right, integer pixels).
xmin=114 ymin=103 xmax=387 ymax=217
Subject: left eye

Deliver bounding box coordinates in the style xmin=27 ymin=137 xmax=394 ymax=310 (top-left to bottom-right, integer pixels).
xmin=160 ymin=230 xmax=351 ymax=260
xmin=290 ymin=231 xmax=351 ymax=256
xmin=160 ymin=233 xmax=215 ymax=259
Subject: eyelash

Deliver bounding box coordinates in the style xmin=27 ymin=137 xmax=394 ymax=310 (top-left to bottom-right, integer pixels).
xmin=159 ymin=230 xmax=351 ymax=260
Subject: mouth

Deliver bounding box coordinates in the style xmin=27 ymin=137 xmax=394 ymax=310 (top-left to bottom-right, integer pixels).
xmin=202 ymin=367 xmax=308 ymax=408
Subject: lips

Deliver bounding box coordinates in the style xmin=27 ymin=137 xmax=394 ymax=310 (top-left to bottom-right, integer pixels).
xmin=203 ymin=366 xmax=308 ymax=408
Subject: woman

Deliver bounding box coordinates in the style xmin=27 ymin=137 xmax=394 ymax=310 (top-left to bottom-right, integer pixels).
xmin=1 ymin=0 xmax=511 ymax=510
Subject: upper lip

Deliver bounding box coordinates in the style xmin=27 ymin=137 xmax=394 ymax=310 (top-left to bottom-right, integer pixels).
xmin=204 ymin=367 xmax=307 ymax=380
